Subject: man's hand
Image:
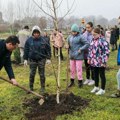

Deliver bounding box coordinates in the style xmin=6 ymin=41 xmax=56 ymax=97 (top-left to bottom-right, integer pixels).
xmin=24 ymin=60 xmax=28 ymax=66
xmin=11 ymin=79 xmax=18 ymax=85
xmin=46 ymin=59 xmax=51 ymax=64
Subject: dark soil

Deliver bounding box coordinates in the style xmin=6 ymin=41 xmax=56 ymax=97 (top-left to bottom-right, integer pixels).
xmin=23 ymin=93 xmax=90 ymax=120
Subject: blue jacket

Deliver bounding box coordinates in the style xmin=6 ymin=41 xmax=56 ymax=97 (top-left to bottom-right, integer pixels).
xmin=68 ymin=34 xmax=89 ymax=60
xmin=0 ymin=40 xmax=15 ymax=79
xmin=24 ymin=36 xmax=51 ymax=61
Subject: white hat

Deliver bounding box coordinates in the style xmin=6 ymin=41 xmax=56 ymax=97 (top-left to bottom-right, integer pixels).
xmin=32 ymin=26 xmax=41 ymax=34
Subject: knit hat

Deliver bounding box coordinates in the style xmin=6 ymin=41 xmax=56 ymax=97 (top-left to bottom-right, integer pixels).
xmin=71 ymin=24 xmax=80 ymax=32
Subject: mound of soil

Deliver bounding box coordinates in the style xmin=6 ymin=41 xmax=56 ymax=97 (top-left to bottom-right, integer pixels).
xmin=23 ymin=93 xmax=90 ymax=120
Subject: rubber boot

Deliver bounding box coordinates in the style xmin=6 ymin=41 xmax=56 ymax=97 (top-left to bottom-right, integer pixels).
xmin=78 ymin=80 xmax=83 ymax=88
xmin=40 ymin=78 xmax=46 ymax=94
xmin=68 ymin=79 xmax=75 ymax=88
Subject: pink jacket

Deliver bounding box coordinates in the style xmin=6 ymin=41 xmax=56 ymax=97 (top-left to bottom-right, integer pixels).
xmin=105 ymin=30 xmax=111 ymax=44
xmin=54 ymin=33 xmax=64 ymax=48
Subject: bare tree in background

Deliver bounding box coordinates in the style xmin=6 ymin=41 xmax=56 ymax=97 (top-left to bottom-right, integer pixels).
xmin=32 ymin=0 xmax=76 ymax=29
xmin=39 ymin=16 xmax=47 ymax=30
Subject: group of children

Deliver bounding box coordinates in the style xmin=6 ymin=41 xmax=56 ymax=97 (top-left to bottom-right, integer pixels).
xmin=67 ymin=22 xmax=110 ymax=95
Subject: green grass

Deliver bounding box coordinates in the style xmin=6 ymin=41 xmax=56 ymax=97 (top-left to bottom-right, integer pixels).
xmin=0 ymin=33 xmax=120 ymax=120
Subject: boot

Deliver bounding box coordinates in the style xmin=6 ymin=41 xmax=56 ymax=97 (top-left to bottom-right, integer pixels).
xmin=40 ymin=78 xmax=46 ymax=94
xmin=27 ymin=84 xmax=34 ymax=94
xmin=78 ymin=80 xmax=83 ymax=88
xmin=40 ymin=87 xmax=45 ymax=94
xmin=30 ymin=85 xmax=34 ymax=91
xmin=68 ymin=79 xmax=75 ymax=88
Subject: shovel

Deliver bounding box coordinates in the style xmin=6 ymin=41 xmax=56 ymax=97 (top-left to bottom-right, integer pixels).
xmin=0 ymin=76 xmax=44 ymax=105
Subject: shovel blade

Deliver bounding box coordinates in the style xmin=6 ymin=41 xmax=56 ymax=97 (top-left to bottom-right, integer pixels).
xmin=38 ymin=98 xmax=44 ymax=105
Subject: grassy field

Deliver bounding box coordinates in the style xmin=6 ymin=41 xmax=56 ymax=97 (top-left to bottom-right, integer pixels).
xmin=0 ymin=34 xmax=120 ymax=120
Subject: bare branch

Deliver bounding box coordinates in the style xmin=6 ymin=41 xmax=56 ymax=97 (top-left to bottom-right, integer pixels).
xmin=58 ymin=0 xmax=76 ymax=23
xmin=56 ymin=0 xmax=64 ymax=10
xmin=32 ymin=0 xmax=55 ymax=20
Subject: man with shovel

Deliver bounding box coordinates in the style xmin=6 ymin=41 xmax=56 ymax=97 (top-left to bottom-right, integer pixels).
xmin=24 ymin=26 xmax=51 ymax=93
xmin=0 ymin=36 xmax=19 ymax=85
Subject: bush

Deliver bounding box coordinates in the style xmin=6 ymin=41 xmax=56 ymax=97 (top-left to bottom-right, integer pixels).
xmin=14 ymin=48 xmax=21 ymax=64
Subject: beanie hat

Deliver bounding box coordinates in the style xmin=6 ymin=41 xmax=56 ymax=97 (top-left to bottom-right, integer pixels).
xmin=71 ymin=24 xmax=80 ymax=33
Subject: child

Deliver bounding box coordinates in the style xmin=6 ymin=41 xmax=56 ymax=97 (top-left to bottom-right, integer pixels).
xmin=83 ymin=22 xmax=95 ymax=86
xmin=88 ymin=28 xmax=110 ymax=95
xmin=67 ymin=24 xmax=89 ymax=88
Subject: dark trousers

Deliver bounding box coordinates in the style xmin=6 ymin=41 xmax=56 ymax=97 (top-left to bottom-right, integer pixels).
xmin=53 ymin=47 xmax=64 ymax=60
xmin=29 ymin=59 xmax=46 ymax=89
xmin=93 ymin=67 xmax=106 ymax=90
xmin=84 ymin=59 xmax=94 ymax=80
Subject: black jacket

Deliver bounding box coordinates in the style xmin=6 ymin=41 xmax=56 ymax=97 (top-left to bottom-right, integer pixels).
xmin=0 ymin=40 xmax=15 ymax=79
xmin=24 ymin=36 xmax=51 ymax=61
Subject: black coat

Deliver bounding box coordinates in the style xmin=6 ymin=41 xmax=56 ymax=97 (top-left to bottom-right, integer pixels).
xmin=0 ymin=40 xmax=15 ymax=79
xmin=24 ymin=36 xmax=51 ymax=61
xmin=110 ymin=30 xmax=117 ymax=44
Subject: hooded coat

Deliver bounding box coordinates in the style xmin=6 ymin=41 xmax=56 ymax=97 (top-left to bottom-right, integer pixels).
xmin=24 ymin=26 xmax=51 ymax=61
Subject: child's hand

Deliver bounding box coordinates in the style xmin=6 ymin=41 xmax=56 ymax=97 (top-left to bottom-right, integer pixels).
xmin=78 ymin=49 xmax=81 ymax=53
xmin=87 ymin=60 xmax=91 ymax=64
xmin=65 ymin=44 xmax=69 ymax=49
xmin=101 ymin=64 xmax=106 ymax=67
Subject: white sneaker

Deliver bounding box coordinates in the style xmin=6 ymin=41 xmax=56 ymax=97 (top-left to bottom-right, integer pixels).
xmin=88 ymin=80 xmax=95 ymax=86
xmin=96 ymin=89 xmax=105 ymax=95
xmin=91 ymin=87 xmax=99 ymax=93
xmin=83 ymin=79 xmax=90 ymax=85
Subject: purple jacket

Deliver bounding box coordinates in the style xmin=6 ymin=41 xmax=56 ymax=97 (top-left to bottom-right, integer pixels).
xmin=83 ymin=31 xmax=93 ymax=59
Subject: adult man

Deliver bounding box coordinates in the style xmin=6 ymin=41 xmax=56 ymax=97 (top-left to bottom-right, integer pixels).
xmin=17 ymin=26 xmax=30 ymax=63
xmin=24 ymin=26 xmax=51 ymax=93
xmin=0 ymin=36 xmax=19 ymax=85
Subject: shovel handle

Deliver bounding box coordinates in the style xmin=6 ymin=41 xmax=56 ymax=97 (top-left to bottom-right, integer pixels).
xmin=0 ymin=77 xmax=44 ymax=99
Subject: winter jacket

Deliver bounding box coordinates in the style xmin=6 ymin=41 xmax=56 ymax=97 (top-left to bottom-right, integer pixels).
xmin=67 ymin=33 xmax=89 ymax=60
xmin=83 ymin=31 xmax=93 ymax=59
xmin=17 ymin=29 xmax=30 ymax=48
xmin=24 ymin=36 xmax=51 ymax=61
xmin=0 ymin=40 xmax=15 ymax=79
xmin=54 ymin=32 xmax=65 ymax=48
xmin=88 ymin=37 xmax=110 ymax=67
xmin=110 ymin=30 xmax=117 ymax=44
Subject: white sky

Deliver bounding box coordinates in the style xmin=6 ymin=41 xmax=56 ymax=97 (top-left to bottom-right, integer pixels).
xmin=0 ymin=0 xmax=120 ymax=20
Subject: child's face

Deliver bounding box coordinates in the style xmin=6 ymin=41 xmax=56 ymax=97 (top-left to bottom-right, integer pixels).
xmin=92 ymin=31 xmax=100 ymax=39
xmin=86 ymin=24 xmax=93 ymax=33
xmin=33 ymin=32 xmax=40 ymax=38
xmin=72 ymin=31 xmax=78 ymax=36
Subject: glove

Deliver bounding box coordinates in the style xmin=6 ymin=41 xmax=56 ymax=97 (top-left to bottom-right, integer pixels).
xmin=24 ymin=60 xmax=28 ymax=66
xmin=46 ymin=59 xmax=51 ymax=64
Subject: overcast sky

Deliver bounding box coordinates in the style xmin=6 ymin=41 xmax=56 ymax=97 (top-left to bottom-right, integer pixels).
xmin=0 ymin=0 xmax=120 ymax=20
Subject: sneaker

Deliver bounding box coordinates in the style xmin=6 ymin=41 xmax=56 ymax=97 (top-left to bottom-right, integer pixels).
xmin=91 ymin=87 xmax=99 ymax=93
xmin=96 ymin=89 xmax=105 ymax=95
xmin=88 ymin=80 xmax=95 ymax=86
xmin=83 ymin=79 xmax=90 ymax=85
